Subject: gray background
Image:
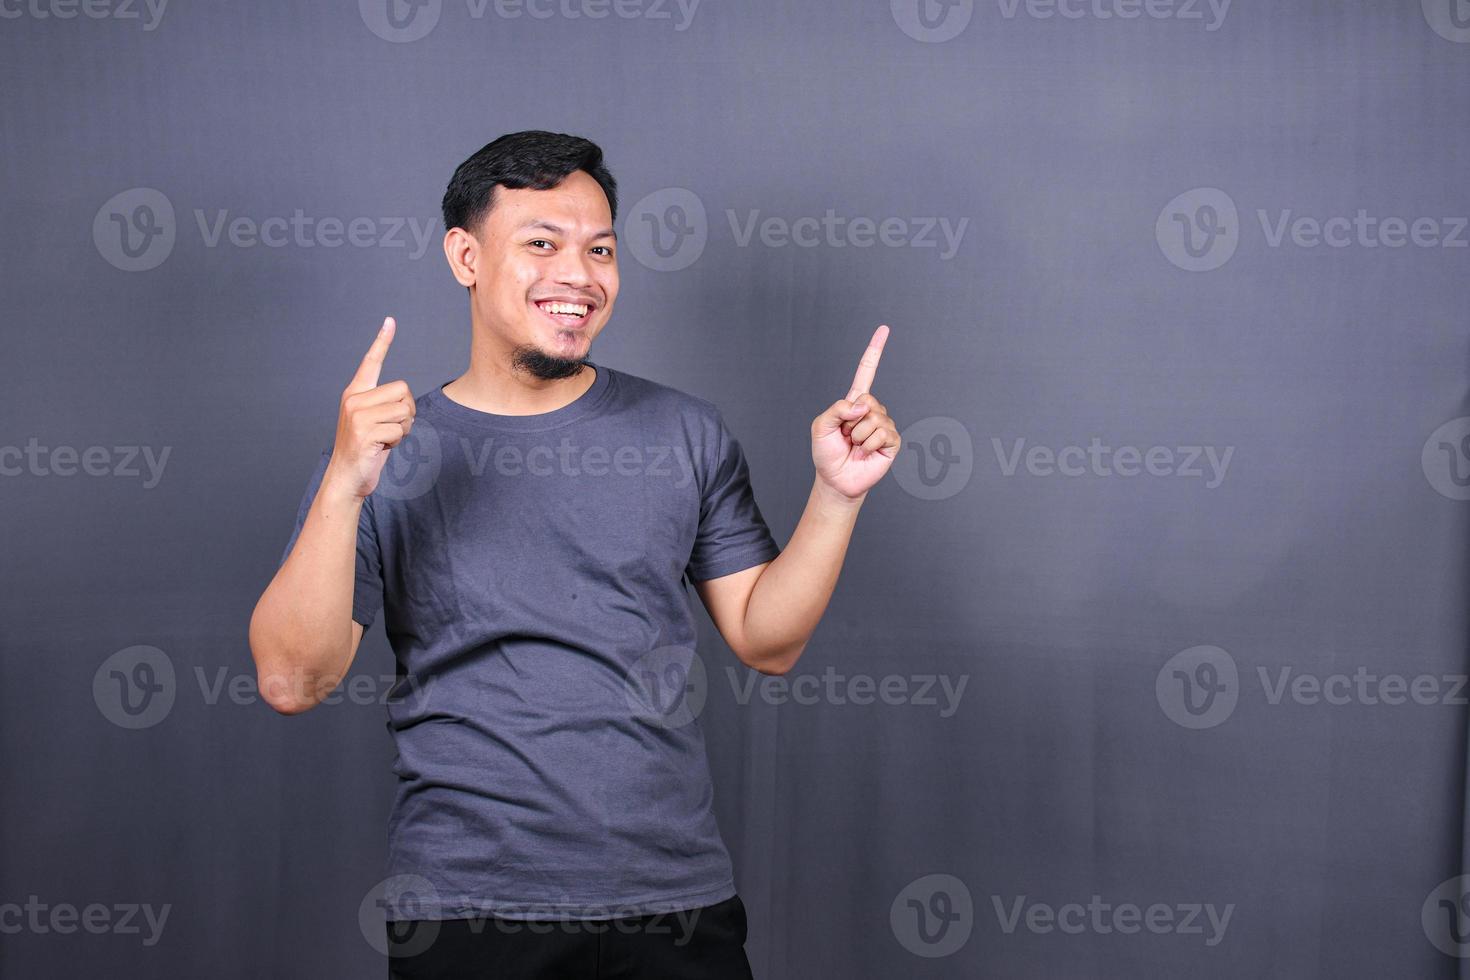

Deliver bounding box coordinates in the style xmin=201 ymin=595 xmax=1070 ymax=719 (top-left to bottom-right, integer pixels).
xmin=3 ymin=1 xmax=1469 ymax=976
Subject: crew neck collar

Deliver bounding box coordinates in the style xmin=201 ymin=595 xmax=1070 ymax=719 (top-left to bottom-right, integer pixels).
xmin=426 ymin=362 xmax=612 ymax=432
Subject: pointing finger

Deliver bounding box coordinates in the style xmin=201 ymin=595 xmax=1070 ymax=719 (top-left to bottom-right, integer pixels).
xmin=349 ymin=317 xmax=396 ymax=394
xmin=846 ymin=324 xmax=890 ymax=402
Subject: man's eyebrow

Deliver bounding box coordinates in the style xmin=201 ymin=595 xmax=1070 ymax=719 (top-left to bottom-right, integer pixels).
xmin=520 ymin=220 xmax=617 ymax=242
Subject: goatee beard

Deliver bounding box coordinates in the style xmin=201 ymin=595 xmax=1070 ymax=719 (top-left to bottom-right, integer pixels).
xmin=510 ymin=344 xmax=589 ymax=382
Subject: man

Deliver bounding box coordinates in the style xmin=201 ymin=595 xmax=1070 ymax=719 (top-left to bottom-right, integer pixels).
xmin=248 ymin=131 xmax=899 ymax=979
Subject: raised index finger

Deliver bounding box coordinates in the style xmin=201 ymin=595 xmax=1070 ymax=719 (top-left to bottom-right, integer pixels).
xmin=846 ymin=324 xmax=890 ymax=402
xmin=348 ymin=316 xmax=396 ymax=393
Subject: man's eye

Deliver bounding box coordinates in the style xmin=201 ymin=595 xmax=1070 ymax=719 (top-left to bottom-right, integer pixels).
xmin=529 ymin=239 xmax=553 ymax=250
xmin=591 ymin=246 xmax=613 ymax=256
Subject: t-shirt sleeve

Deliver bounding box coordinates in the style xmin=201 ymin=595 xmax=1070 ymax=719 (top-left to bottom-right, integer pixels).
xmin=685 ymin=408 xmax=782 ymax=583
xmin=278 ymin=449 xmax=385 ymax=629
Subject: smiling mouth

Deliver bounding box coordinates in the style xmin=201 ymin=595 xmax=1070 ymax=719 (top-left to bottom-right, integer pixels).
xmin=534 ymin=300 xmax=593 ymax=327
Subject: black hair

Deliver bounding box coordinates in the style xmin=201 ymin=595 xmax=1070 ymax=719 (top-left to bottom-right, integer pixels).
xmin=441 ymin=130 xmax=618 ymax=236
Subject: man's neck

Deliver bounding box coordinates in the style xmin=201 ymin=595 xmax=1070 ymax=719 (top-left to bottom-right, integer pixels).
xmin=442 ymin=352 xmax=596 ymax=417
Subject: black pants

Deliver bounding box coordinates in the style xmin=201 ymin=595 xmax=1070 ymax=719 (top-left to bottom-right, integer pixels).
xmin=386 ymin=893 xmax=753 ymax=979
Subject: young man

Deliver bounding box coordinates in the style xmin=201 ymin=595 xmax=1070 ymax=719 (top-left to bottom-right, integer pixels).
xmin=248 ymin=131 xmax=899 ymax=979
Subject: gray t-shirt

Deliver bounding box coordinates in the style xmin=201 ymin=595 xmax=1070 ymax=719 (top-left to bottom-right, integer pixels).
xmin=279 ymin=361 xmax=781 ymax=921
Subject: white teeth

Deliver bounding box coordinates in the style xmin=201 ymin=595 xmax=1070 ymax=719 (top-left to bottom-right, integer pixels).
xmin=539 ymin=301 xmax=589 ymax=317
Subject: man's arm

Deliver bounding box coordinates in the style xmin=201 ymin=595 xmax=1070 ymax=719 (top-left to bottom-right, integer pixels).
xmin=248 ymin=317 xmax=413 ymax=714
xmin=249 ymin=481 xmax=372 ymax=714
xmin=694 ymin=477 xmax=863 ymax=675
xmin=695 ymin=325 xmax=898 ymax=676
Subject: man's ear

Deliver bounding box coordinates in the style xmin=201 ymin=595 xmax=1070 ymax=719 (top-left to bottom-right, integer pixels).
xmin=443 ymin=226 xmax=477 ymax=288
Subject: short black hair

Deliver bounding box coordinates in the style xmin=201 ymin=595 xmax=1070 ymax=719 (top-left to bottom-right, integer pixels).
xmin=441 ymin=130 xmax=618 ymax=236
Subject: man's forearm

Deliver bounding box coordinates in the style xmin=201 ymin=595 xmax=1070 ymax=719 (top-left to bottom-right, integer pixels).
xmin=248 ymin=474 xmax=363 ymax=712
xmin=739 ymin=477 xmax=865 ymax=674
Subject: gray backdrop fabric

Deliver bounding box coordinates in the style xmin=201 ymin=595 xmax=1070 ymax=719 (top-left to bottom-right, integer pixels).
xmin=3 ymin=2 xmax=1469 ymax=977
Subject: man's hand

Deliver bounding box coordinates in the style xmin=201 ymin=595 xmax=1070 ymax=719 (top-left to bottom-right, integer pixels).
xmin=811 ymin=324 xmax=899 ymax=501
xmin=323 ymin=316 xmax=416 ymax=500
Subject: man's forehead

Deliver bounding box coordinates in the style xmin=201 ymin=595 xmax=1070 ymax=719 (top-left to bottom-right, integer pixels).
xmin=490 ymin=183 xmax=613 ymax=237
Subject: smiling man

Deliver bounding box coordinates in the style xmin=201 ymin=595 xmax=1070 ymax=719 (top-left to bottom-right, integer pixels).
xmin=248 ymin=131 xmax=899 ymax=979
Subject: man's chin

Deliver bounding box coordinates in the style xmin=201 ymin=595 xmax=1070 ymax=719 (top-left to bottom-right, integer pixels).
xmin=510 ymin=342 xmax=589 ymax=381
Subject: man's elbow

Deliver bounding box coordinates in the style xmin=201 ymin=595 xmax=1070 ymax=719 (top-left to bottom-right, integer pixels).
xmin=738 ymin=641 xmax=806 ymax=677
xmin=249 ymin=623 xmax=321 ymax=715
